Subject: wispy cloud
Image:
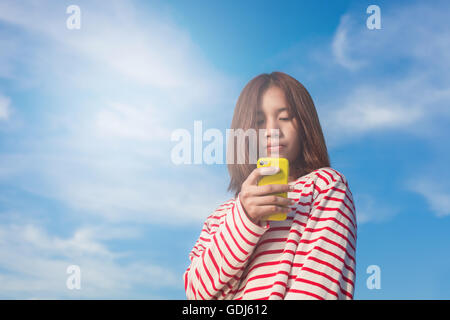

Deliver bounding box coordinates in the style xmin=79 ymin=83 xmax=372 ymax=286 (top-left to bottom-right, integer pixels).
xmin=325 ymin=84 xmax=424 ymax=136
xmin=354 ymin=193 xmax=401 ymax=224
xmin=321 ymin=1 xmax=450 ymax=146
xmin=405 ymin=158 xmax=450 ymax=218
xmin=331 ymin=14 xmax=367 ymax=71
xmin=0 ymin=222 xmax=179 ymax=299
xmin=410 ymin=184 xmax=450 ymax=218
xmin=0 ymin=1 xmax=230 ymax=94
xmin=271 ymin=1 xmax=450 ymax=223
xmin=95 ymin=102 xmax=171 ymax=142
xmin=323 ymin=2 xmax=450 ymax=223
xmin=0 ymin=94 xmax=11 ymax=120
xmin=0 ymin=0 xmax=234 ymax=226
xmin=0 ymin=0 xmax=234 ymax=298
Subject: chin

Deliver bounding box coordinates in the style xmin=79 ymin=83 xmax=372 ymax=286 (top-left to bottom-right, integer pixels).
xmin=268 ymin=152 xmax=286 ymax=158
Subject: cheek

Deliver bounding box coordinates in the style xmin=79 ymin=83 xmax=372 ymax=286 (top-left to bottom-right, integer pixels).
xmin=289 ymin=136 xmax=300 ymax=154
xmin=286 ymin=124 xmax=299 ymax=142
xmin=286 ymin=125 xmax=301 ymax=156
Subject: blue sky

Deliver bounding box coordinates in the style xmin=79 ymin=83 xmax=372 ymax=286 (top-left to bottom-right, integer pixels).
xmin=0 ymin=0 xmax=449 ymax=299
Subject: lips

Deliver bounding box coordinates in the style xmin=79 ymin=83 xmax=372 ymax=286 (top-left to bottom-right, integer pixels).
xmin=267 ymin=144 xmax=285 ymax=154
xmin=267 ymin=142 xmax=285 ymax=148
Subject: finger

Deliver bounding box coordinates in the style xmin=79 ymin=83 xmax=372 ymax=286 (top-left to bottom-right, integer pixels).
xmin=245 ymin=166 xmax=280 ymax=186
xmin=252 ymin=195 xmax=294 ymax=207
xmin=253 ymin=183 xmax=292 ymax=196
xmin=253 ymin=205 xmax=291 ymax=219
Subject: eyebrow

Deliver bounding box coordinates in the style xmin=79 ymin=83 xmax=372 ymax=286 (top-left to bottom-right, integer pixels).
xmin=257 ymin=107 xmax=288 ymax=115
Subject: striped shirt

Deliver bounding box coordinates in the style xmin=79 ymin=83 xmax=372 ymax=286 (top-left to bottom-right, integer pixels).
xmin=184 ymin=166 xmax=357 ymax=300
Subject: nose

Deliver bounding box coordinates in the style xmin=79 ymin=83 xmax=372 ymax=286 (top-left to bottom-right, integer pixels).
xmin=264 ymin=118 xmax=281 ymax=140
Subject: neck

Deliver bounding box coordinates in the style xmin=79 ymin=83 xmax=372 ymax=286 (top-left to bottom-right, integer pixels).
xmin=288 ymin=165 xmax=301 ymax=183
xmin=288 ymin=164 xmax=300 ymax=182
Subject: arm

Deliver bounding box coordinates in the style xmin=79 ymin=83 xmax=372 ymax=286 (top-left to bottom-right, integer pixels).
xmin=286 ymin=170 xmax=357 ymax=300
xmin=183 ymin=193 xmax=270 ymax=300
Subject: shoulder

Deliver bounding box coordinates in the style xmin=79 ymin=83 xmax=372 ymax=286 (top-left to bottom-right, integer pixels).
xmin=202 ymin=197 xmax=235 ymax=228
xmin=295 ymin=167 xmax=352 ymax=200
xmin=307 ymin=168 xmax=357 ymax=233
xmin=210 ymin=197 xmax=235 ymax=217
xmin=307 ymin=167 xmax=350 ymax=188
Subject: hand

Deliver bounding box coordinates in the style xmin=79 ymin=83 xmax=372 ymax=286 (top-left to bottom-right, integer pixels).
xmin=239 ymin=166 xmax=295 ymax=224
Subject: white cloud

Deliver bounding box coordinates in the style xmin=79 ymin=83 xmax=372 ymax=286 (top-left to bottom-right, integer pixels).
xmin=331 ymin=14 xmax=367 ymax=71
xmin=94 ymin=102 xmax=171 ymax=142
xmin=354 ymin=193 xmax=401 ymax=224
xmin=0 ymin=147 xmax=230 ymax=226
xmin=0 ymin=222 xmax=179 ymax=298
xmin=321 ymin=80 xmax=441 ymax=147
xmin=327 ymin=86 xmax=423 ymax=133
xmin=0 ymin=94 xmax=11 ymax=120
xmin=322 ymin=1 xmax=450 ymax=146
xmin=419 ymin=189 xmax=450 ymax=217
xmin=406 ymin=175 xmax=450 ymax=218
xmin=0 ymin=0 xmax=235 ymax=226
xmin=0 ymin=0 xmax=234 ymax=111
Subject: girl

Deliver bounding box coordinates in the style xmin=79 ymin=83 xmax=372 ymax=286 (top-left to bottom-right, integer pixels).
xmin=184 ymin=71 xmax=357 ymax=300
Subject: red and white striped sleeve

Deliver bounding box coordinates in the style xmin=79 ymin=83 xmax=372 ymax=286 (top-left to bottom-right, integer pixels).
xmin=286 ymin=168 xmax=357 ymax=300
xmin=183 ymin=193 xmax=270 ymax=300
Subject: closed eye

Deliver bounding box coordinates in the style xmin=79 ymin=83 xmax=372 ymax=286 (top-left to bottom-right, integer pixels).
xmin=256 ymin=116 xmax=291 ymax=125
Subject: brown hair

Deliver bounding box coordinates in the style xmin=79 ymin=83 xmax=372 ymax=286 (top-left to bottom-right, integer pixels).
xmin=227 ymin=71 xmax=331 ymax=198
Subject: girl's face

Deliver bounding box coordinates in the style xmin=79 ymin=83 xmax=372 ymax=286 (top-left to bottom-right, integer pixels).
xmin=256 ymin=86 xmax=301 ymax=165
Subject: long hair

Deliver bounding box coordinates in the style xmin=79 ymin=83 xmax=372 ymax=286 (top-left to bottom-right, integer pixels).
xmin=227 ymin=71 xmax=330 ymax=198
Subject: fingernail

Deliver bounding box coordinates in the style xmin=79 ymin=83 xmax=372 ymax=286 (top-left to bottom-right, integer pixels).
xmin=260 ymin=166 xmax=279 ymax=175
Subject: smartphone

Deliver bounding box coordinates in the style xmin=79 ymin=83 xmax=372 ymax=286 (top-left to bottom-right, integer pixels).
xmin=257 ymin=157 xmax=290 ymax=221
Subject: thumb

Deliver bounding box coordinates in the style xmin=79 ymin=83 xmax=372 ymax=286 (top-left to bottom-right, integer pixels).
xmin=259 ymin=166 xmax=280 ymax=175
xmin=245 ymin=166 xmax=280 ymax=186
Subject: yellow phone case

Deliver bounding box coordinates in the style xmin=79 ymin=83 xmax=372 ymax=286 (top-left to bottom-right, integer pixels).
xmin=257 ymin=157 xmax=290 ymax=221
